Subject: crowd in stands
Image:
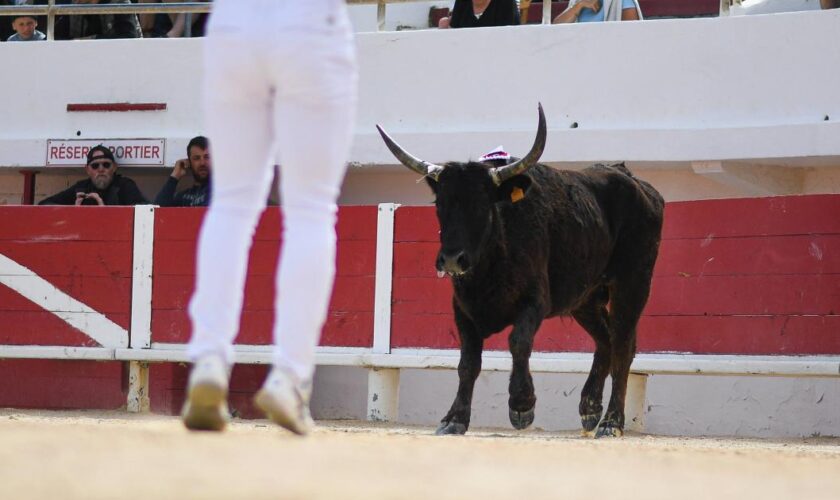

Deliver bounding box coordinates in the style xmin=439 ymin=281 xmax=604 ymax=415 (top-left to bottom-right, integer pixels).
xmin=5 ymin=0 xmax=836 ymax=205
xmin=439 ymin=0 xmax=835 ymax=28
xmin=2 ymin=0 xmax=837 ymax=41
xmin=0 ymin=0 xmax=210 ymax=42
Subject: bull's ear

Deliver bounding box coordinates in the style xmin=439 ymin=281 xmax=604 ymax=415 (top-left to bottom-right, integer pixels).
xmin=495 ymin=174 xmax=532 ymax=205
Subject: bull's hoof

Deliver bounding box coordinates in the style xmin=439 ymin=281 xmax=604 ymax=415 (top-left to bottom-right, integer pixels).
xmin=508 ymin=407 xmax=535 ymax=430
xmin=581 ymin=413 xmax=601 ymax=433
xmin=435 ymin=421 xmax=467 ymax=435
xmin=595 ymin=423 xmax=624 ymax=438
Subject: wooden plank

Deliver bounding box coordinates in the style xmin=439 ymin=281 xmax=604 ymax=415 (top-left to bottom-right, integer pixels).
xmin=0 ymin=278 xmax=132 ymax=315
xmin=0 ymin=206 xmax=134 ymax=241
xmin=150 ymin=309 xmax=373 ymax=347
xmin=663 ymin=195 xmax=840 ymax=239
xmin=152 ymin=239 xmax=375 ymax=277
xmin=0 ymin=311 xmax=128 ymax=346
xmin=395 ymin=235 xmax=840 ymax=279
xmin=646 ymin=274 xmax=840 ymax=316
xmin=395 ymin=196 xmax=840 ymax=246
xmin=0 ymin=359 xmax=125 ymax=410
xmin=152 ymin=275 xmax=375 ymax=312
xmin=655 ymin=234 xmax=840 ymax=277
xmin=154 ymin=206 xmax=378 ymax=241
xmin=638 ymin=315 xmax=840 ymax=355
xmin=0 ymin=242 xmax=133 ymax=278
xmin=391 ymin=312 xmax=840 ymax=355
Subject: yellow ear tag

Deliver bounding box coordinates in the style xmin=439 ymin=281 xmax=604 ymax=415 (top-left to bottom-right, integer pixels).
xmin=511 ymin=186 xmax=525 ymax=203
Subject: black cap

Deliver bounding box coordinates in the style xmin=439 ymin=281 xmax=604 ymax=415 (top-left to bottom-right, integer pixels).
xmin=86 ymin=145 xmax=116 ymax=165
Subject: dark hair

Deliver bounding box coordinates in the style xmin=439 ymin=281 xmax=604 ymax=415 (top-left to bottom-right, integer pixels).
xmin=187 ymin=136 xmax=209 ymax=156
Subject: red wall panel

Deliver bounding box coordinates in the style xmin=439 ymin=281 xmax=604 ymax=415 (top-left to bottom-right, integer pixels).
xmin=150 ymin=206 xmax=377 ymax=348
xmin=391 ymin=195 xmax=840 ymax=355
xmin=0 ymin=207 xmax=134 ymax=347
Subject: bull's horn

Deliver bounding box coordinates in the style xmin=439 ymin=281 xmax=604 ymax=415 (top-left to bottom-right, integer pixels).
xmin=489 ymin=103 xmax=547 ymax=186
xmin=376 ymin=125 xmax=445 ymax=181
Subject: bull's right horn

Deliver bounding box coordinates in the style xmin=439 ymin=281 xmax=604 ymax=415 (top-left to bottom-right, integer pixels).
xmin=489 ymin=103 xmax=547 ymax=185
xmin=376 ymin=125 xmax=445 ymax=181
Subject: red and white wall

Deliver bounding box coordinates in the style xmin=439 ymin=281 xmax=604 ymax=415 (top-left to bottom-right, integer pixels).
xmin=1 ymin=9 xmax=839 ymax=206
xmin=1 ymin=196 xmax=838 ymax=435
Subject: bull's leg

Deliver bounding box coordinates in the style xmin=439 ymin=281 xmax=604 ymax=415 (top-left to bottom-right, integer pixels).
xmin=597 ymin=277 xmax=653 ymax=438
xmin=572 ymin=290 xmax=612 ymax=435
xmin=437 ymin=306 xmax=484 ymax=435
xmin=507 ymin=304 xmax=544 ymax=430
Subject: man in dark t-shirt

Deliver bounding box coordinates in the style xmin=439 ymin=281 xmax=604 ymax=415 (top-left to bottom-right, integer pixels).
xmin=39 ymin=145 xmax=148 ymax=206
xmin=154 ymin=135 xmax=212 ymax=207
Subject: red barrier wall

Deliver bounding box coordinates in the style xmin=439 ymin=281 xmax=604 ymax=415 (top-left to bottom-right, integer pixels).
xmin=150 ymin=206 xmax=378 ymax=348
xmin=391 ymin=195 xmax=840 ymax=355
xmin=0 ymin=207 xmax=134 ymax=347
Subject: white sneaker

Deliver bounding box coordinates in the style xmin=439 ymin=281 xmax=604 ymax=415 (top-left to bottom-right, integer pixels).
xmin=254 ymin=368 xmax=314 ymax=436
xmin=181 ymin=356 xmax=231 ymax=431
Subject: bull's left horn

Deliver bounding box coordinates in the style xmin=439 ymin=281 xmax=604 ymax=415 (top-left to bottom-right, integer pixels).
xmin=376 ymin=125 xmax=445 ymax=181
xmin=489 ymin=103 xmax=547 ymax=185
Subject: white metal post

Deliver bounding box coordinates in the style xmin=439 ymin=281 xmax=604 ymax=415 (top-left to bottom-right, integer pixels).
xmin=128 ymin=205 xmax=155 ymax=413
xmin=373 ymin=203 xmax=399 ymax=354
xmin=377 ymin=0 xmax=386 ymax=31
xmin=367 ymin=368 xmax=400 ymax=421
xmin=127 ymin=361 xmax=150 ymax=413
xmin=625 ymin=373 xmax=648 ymax=433
xmin=542 ymin=0 xmax=552 ymax=24
xmin=130 ymin=205 xmax=155 ymax=349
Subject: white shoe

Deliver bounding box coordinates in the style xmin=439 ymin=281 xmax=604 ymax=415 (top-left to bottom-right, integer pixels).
xmin=182 ymin=356 xmax=231 ymax=431
xmin=254 ymin=368 xmax=314 ymax=436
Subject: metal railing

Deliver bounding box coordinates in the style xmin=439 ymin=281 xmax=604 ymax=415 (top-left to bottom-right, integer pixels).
xmin=0 ymin=0 xmax=556 ymax=38
xmin=0 ymin=0 xmax=739 ymax=37
xmin=346 ymin=0 xmax=554 ymax=30
xmin=0 ymin=1 xmax=211 ymax=40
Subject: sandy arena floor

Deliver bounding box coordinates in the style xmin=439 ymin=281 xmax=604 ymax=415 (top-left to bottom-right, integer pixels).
xmin=0 ymin=410 xmax=838 ymax=500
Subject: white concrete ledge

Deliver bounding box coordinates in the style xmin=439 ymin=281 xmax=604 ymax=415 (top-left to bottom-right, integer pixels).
xmin=3 ymin=344 xmax=836 ymax=378
xmin=104 ymin=346 xmax=840 ymax=378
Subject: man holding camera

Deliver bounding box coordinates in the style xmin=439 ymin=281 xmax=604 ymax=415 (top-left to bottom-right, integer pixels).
xmin=38 ymin=145 xmax=148 ymax=206
xmin=154 ymin=136 xmax=212 ymax=207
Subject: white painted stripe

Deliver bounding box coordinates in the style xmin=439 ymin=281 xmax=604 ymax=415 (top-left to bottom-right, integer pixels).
xmin=0 ymin=253 xmax=128 ymax=348
xmin=130 ymin=205 xmax=155 ymax=349
xmin=0 ymin=345 xmax=115 ymax=360
xmin=113 ymin=345 xmax=840 ymax=377
xmin=373 ymin=203 xmax=399 ymax=354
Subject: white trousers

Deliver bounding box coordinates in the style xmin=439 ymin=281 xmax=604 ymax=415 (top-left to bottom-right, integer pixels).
xmin=187 ymin=2 xmax=358 ymax=383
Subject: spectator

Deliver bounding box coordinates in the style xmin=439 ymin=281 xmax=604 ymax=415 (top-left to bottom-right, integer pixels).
xmin=553 ymin=0 xmax=642 ymax=23
xmin=39 ymin=145 xmax=148 ymax=206
xmin=439 ymin=0 xmax=520 ymax=29
xmin=822 ymin=0 xmax=838 ymax=7
xmin=53 ymin=0 xmax=141 ymax=40
xmin=1 ymin=0 xmax=47 ymax=42
xmin=154 ymin=136 xmax=212 ymax=207
xmin=137 ymin=0 xmax=210 ymax=38
xmin=6 ymin=14 xmax=45 ymax=41
xmin=519 ymin=0 xmax=531 ymax=24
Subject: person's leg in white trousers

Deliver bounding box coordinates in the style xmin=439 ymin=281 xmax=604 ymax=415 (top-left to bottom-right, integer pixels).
xmin=183 ymin=9 xmax=357 ymax=433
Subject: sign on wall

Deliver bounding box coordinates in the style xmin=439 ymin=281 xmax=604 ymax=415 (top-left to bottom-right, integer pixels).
xmin=46 ymin=139 xmax=166 ymax=166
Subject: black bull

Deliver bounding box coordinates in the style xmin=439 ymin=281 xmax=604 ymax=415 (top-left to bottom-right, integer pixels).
xmin=377 ymin=105 xmax=664 ymax=437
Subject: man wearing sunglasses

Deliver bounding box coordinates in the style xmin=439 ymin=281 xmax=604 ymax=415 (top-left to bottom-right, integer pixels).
xmin=39 ymin=145 xmax=148 ymax=206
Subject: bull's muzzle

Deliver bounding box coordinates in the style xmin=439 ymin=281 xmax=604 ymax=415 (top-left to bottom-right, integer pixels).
xmin=437 ymin=250 xmax=471 ymax=276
